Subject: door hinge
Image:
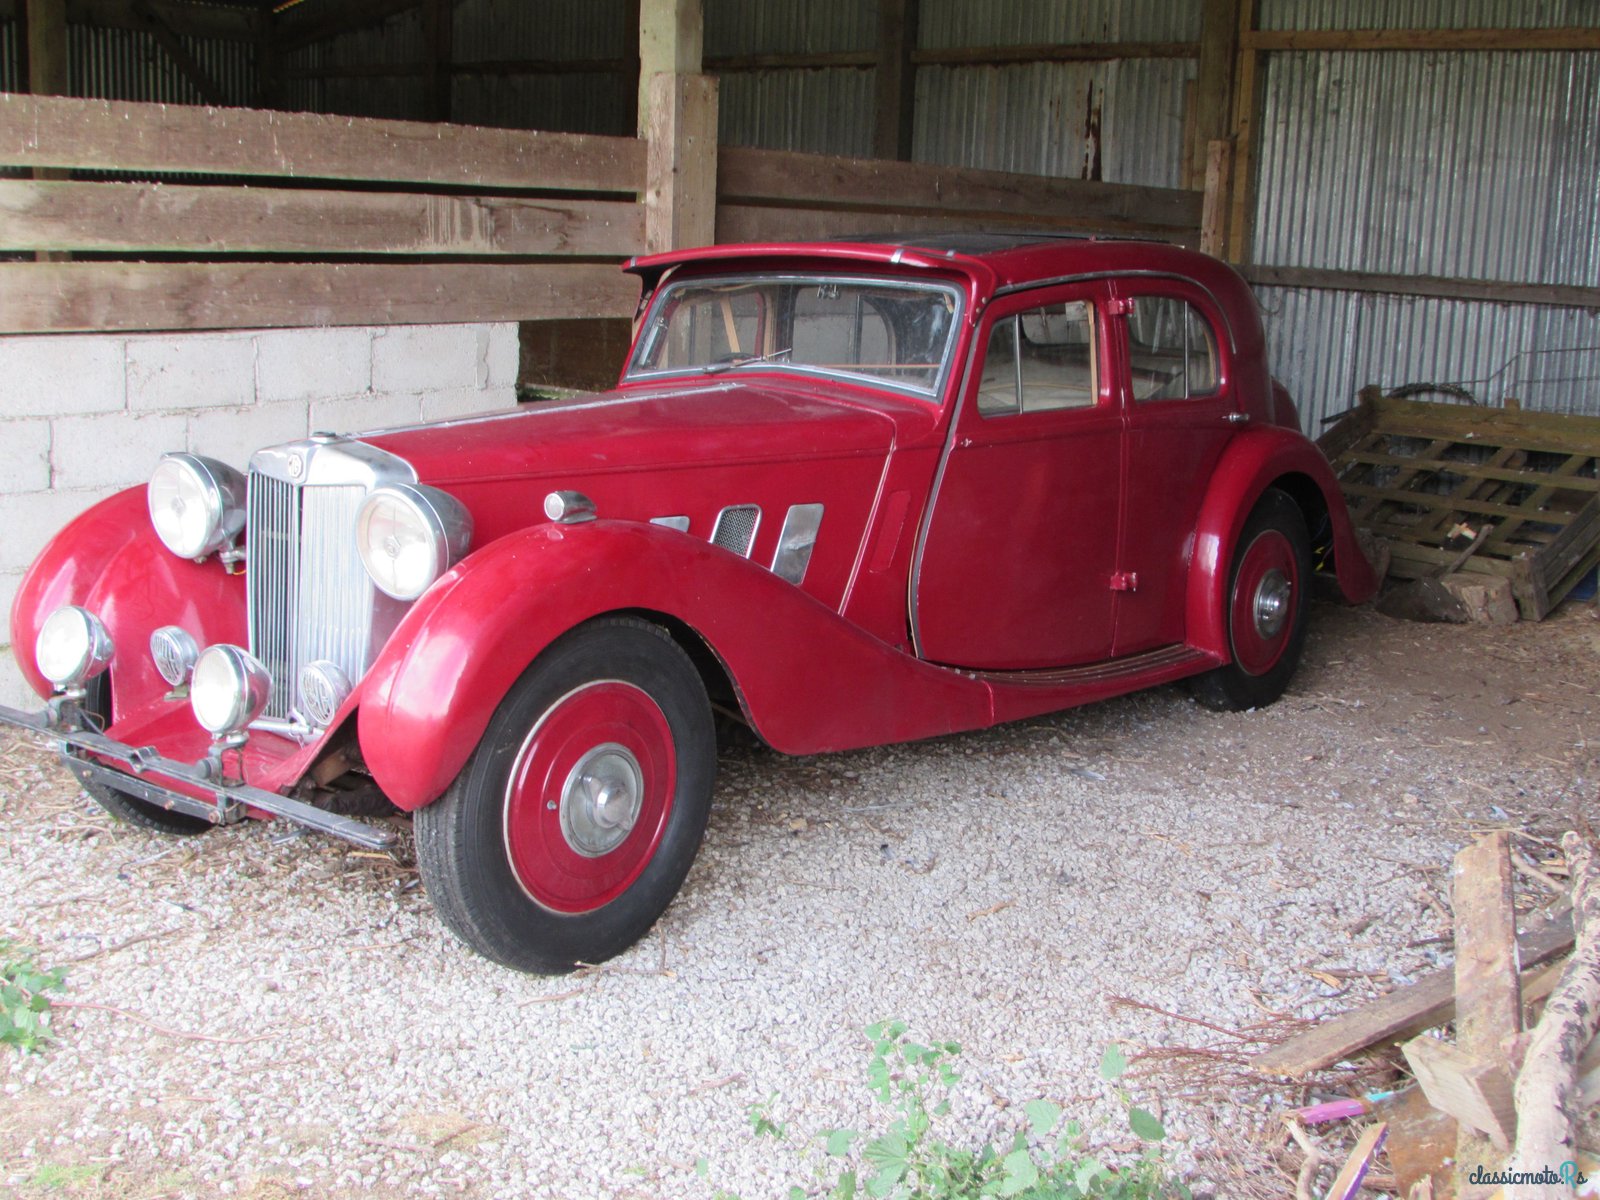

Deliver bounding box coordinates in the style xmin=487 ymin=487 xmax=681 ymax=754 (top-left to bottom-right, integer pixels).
xmin=1109 ymin=571 xmax=1139 ymax=592
xmin=1105 ymin=296 xmax=1135 ymax=316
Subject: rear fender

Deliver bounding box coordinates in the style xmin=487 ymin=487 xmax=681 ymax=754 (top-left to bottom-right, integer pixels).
xmin=357 ymin=520 xmax=992 ymax=811
xmin=10 ymin=488 xmax=245 ymax=714
xmin=1185 ymin=428 xmax=1378 ymax=658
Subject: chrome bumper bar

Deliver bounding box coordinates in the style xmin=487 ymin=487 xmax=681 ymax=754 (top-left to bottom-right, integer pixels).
xmin=0 ymin=701 xmax=397 ymax=851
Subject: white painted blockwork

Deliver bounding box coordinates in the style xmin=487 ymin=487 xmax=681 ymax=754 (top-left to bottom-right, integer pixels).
xmin=0 ymin=323 xmax=520 ymax=709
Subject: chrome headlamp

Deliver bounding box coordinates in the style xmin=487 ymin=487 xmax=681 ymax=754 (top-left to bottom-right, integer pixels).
xmin=147 ymin=453 xmax=247 ymax=561
xmin=190 ymin=645 xmax=272 ymax=736
xmin=355 ymin=483 xmax=473 ymax=601
xmin=35 ymin=606 xmax=114 ymax=690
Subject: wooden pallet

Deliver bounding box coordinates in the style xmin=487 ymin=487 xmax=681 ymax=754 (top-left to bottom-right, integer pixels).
xmin=1319 ymin=389 xmax=1600 ymax=620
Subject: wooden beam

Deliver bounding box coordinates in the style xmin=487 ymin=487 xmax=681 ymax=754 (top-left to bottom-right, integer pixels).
xmin=1403 ymin=1036 xmax=1517 ymax=1149
xmin=130 ymin=0 xmax=229 ymax=107
xmin=717 ymin=202 xmax=1197 ymax=247
xmin=284 ymin=57 xmax=637 ymax=80
xmin=719 ymin=146 xmax=1203 ymax=232
xmin=1199 ymin=138 xmax=1231 ymax=257
xmin=1241 ymin=264 xmax=1600 ymax=311
xmin=1191 ymin=0 xmax=1239 ymax=188
xmin=1247 ymin=26 xmax=1600 ymax=53
xmin=276 ymin=0 xmax=428 ymax=54
xmin=0 ymin=261 xmax=640 ymax=332
xmin=25 ymin=0 xmax=68 ymax=97
xmin=637 ymin=0 xmax=701 ymax=137
xmin=911 ymin=40 xmax=1198 ymax=66
xmin=1252 ymin=910 xmax=1574 ymax=1078
xmin=0 ymin=95 xmax=647 ymax=194
xmin=873 ymin=0 xmax=918 ymax=161
xmin=1223 ymin=0 xmax=1259 ymax=263
xmin=0 ymin=180 xmax=646 ymax=257
xmin=643 ymin=70 xmax=716 ymax=253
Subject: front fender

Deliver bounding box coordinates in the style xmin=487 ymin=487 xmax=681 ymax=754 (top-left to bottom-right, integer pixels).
xmin=1185 ymin=428 xmax=1377 ymax=658
xmin=357 ymin=520 xmax=992 ymax=810
xmin=10 ymin=488 xmax=245 ymax=714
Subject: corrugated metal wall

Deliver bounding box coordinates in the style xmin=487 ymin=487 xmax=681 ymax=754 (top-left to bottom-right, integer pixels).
xmin=0 ymin=20 xmax=18 ymax=94
xmin=1252 ymin=0 xmax=1600 ymax=427
xmin=0 ymin=17 xmax=254 ymax=107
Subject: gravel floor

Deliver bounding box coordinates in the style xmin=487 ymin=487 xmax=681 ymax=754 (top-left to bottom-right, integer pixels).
xmin=1 ymin=600 xmax=1596 ymax=1199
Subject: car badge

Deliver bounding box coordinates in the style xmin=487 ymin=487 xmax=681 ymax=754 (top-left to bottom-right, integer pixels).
xmin=288 ymin=453 xmax=304 ymax=480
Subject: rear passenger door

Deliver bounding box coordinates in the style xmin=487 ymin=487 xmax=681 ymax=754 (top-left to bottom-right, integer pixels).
xmin=914 ymin=283 xmax=1124 ymax=670
xmin=1111 ymin=283 xmax=1238 ymax=655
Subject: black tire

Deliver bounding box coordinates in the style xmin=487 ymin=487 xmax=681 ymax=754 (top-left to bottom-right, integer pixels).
xmin=70 ymin=676 xmax=213 ymax=835
xmin=1189 ymin=488 xmax=1312 ymax=713
xmin=414 ymin=617 xmax=716 ymax=974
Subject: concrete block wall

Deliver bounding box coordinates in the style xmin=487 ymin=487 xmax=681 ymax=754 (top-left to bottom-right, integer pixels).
xmin=0 ymin=323 xmax=520 ymax=708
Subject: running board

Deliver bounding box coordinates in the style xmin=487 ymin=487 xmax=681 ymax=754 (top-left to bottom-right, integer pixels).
xmin=968 ymin=644 xmax=1215 ymax=688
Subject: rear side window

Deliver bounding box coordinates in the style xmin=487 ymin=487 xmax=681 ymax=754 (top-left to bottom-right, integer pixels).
xmin=1126 ymin=297 xmax=1220 ymax=401
xmin=976 ymin=301 xmax=1098 ymax=416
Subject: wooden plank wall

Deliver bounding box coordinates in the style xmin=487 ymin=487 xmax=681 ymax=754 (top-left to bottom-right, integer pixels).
xmin=0 ymin=94 xmax=648 ymax=332
xmin=0 ymin=95 xmax=1205 ymax=334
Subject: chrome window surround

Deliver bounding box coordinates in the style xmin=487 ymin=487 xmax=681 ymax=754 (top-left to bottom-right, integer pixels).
xmin=624 ymin=273 xmax=966 ymax=400
xmin=247 ymin=438 xmax=416 ymax=728
xmin=771 ymin=504 xmax=824 ymax=584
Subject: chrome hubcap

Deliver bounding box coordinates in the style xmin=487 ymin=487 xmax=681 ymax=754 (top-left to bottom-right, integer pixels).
xmin=559 ymin=743 xmax=644 ymax=857
xmin=1253 ymin=569 xmax=1292 ymax=638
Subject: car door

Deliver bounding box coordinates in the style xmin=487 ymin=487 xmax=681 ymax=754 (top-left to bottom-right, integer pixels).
xmin=913 ymin=283 xmax=1124 ymax=670
xmin=1109 ymin=282 xmax=1239 ymax=656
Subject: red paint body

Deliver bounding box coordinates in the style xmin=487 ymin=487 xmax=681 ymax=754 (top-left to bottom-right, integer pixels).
xmin=9 ymin=236 xmax=1376 ymax=819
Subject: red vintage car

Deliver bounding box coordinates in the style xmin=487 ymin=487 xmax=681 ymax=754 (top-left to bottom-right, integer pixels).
xmin=4 ymin=235 xmax=1376 ymax=972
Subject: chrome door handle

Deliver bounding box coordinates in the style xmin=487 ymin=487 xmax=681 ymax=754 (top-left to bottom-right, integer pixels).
xmin=1224 ymin=412 xmax=1251 ymax=424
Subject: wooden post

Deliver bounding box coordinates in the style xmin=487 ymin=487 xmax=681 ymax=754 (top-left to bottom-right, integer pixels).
xmin=1199 ymin=139 xmax=1231 ymax=258
xmin=637 ymin=0 xmax=702 ymax=137
xmin=25 ymin=0 xmax=69 ymax=96
xmin=1224 ymin=0 xmax=1260 ymax=264
xmin=873 ymin=0 xmax=918 ymax=162
xmin=1451 ymin=831 xmax=1521 ymax=1196
xmin=644 ymin=71 xmax=717 ymax=253
xmin=1191 ymin=0 xmax=1239 ymax=189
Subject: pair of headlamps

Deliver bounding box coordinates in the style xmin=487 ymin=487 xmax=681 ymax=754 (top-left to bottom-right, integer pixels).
xmin=147 ymin=453 xmax=471 ymax=601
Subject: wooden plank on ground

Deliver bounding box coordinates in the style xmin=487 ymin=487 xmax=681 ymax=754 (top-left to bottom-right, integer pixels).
xmin=1253 ymin=911 xmax=1573 ymax=1079
xmin=718 ymin=145 xmax=1203 ymax=232
xmin=1339 ymin=451 xmax=1600 ymax=493
xmin=0 ymin=180 xmax=646 ymax=257
xmin=0 ymin=94 xmax=646 ymax=193
xmin=1339 ymin=483 xmax=1578 ymax=527
xmin=0 ymin=261 xmax=640 ymax=332
xmin=1402 ymin=1035 xmax=1517 ymax=1149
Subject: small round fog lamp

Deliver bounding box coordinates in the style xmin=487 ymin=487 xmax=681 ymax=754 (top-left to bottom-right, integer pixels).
xmin=150 ymin=626 xmax=200 ymax=687
xmin=190 ymin=645 xmax=273 ymax=736
xmin=298 ymin=660 xmax=353 ymax=729
xmin=35 ymin=606 xmax=114 ymax=690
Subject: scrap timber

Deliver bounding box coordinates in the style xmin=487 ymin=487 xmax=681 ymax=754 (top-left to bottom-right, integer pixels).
xmin=1319 ymin=390 xmax=1600 ymax=620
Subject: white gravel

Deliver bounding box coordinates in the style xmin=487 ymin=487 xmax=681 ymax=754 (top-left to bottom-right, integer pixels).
xmin=1 ymin=601 xmax=1595 ymax=1198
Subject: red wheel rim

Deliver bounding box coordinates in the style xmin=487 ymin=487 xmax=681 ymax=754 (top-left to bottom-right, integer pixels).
xmin=502 ymin=681 xmax=677 ymax=914
xmin=1229 ymin=529 xmax=1299 ymax=676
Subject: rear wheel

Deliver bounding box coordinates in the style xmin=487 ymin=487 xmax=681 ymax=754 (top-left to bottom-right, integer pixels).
xmin=1189 ymin=488 xmax=1311 ymax=713
xmin=415 ymin=617 xmax=716 ymax=973
xmin=70 ymin=676 xmax=212 ymax=835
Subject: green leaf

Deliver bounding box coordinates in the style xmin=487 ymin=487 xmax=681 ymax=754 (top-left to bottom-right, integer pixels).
xmin=695 ymin=1156 xmax=709 ymax=1178
xmin=997 ymin=1149 xmax=1038 ymax=1196
xmin=789 ymin=1187 xmax=806 ymax=1200
xmin=1023 ymin=1099 xmax=1062 ymax=1139
xmin=1098 ymin=1045 xmax=1127 ymax=1081
xmin=833 ymin=1169 xmax=858 ymax=1200
xmin=1128 ymin=1107 xmax=1166 ymax=1142
xmin=867 ymin=1162 xmax=906 ymax=1198
xmin=826 ymin=1128 xmax=859 ymax=1157
xmin=863 ymin=1131 xmax=909 ymax=1173
xmin=1075 ymin=1157 xmax=1106 ymax=1191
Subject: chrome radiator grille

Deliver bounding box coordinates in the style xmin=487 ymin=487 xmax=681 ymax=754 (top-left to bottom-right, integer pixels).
xmin=247 ymin=471 xmax=375 ymax=720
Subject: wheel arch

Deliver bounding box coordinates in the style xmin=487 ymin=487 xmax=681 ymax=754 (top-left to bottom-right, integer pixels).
xmin=1185 ymin=430 xmax=1377 ymax=658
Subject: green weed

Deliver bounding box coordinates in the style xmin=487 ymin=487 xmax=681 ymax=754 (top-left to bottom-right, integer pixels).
xmin=0 ymin=939 xmax=66 ymax=1053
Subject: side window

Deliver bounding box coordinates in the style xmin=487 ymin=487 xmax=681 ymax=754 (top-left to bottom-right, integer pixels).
xmin=1126 ymin=297 xmax=1220 ymax=401
xmin=977 ymin=301 xmax=1098 ymax=417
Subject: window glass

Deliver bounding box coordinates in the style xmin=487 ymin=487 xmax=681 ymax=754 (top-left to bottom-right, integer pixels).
xmin=976 ymin=317 xmax=1019 ymax=415
xmin=628 ymin=275 xmax=960 ymax=396
xmin=977 ymin=301 xmax=1098 ymax=416
xmin=1126 ymin=296 xmax=1220 ymax=401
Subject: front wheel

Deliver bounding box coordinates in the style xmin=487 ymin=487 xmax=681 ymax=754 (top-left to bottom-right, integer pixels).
xmin=414 ymin=617 xmax=716 ymax=973
xmin=72 ymin=676 xmax=212 ymax=836
xmin=1189 ymin=488 xmax=1312 ymax=713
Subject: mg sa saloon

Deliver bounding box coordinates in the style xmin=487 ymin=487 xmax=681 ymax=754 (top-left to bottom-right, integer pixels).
xmin=4 ymin=235 xmax=1377 ymax=973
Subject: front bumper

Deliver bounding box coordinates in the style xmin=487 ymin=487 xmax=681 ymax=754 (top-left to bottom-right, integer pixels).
xmin=0 ymin=701 xmax=397 ymax=850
